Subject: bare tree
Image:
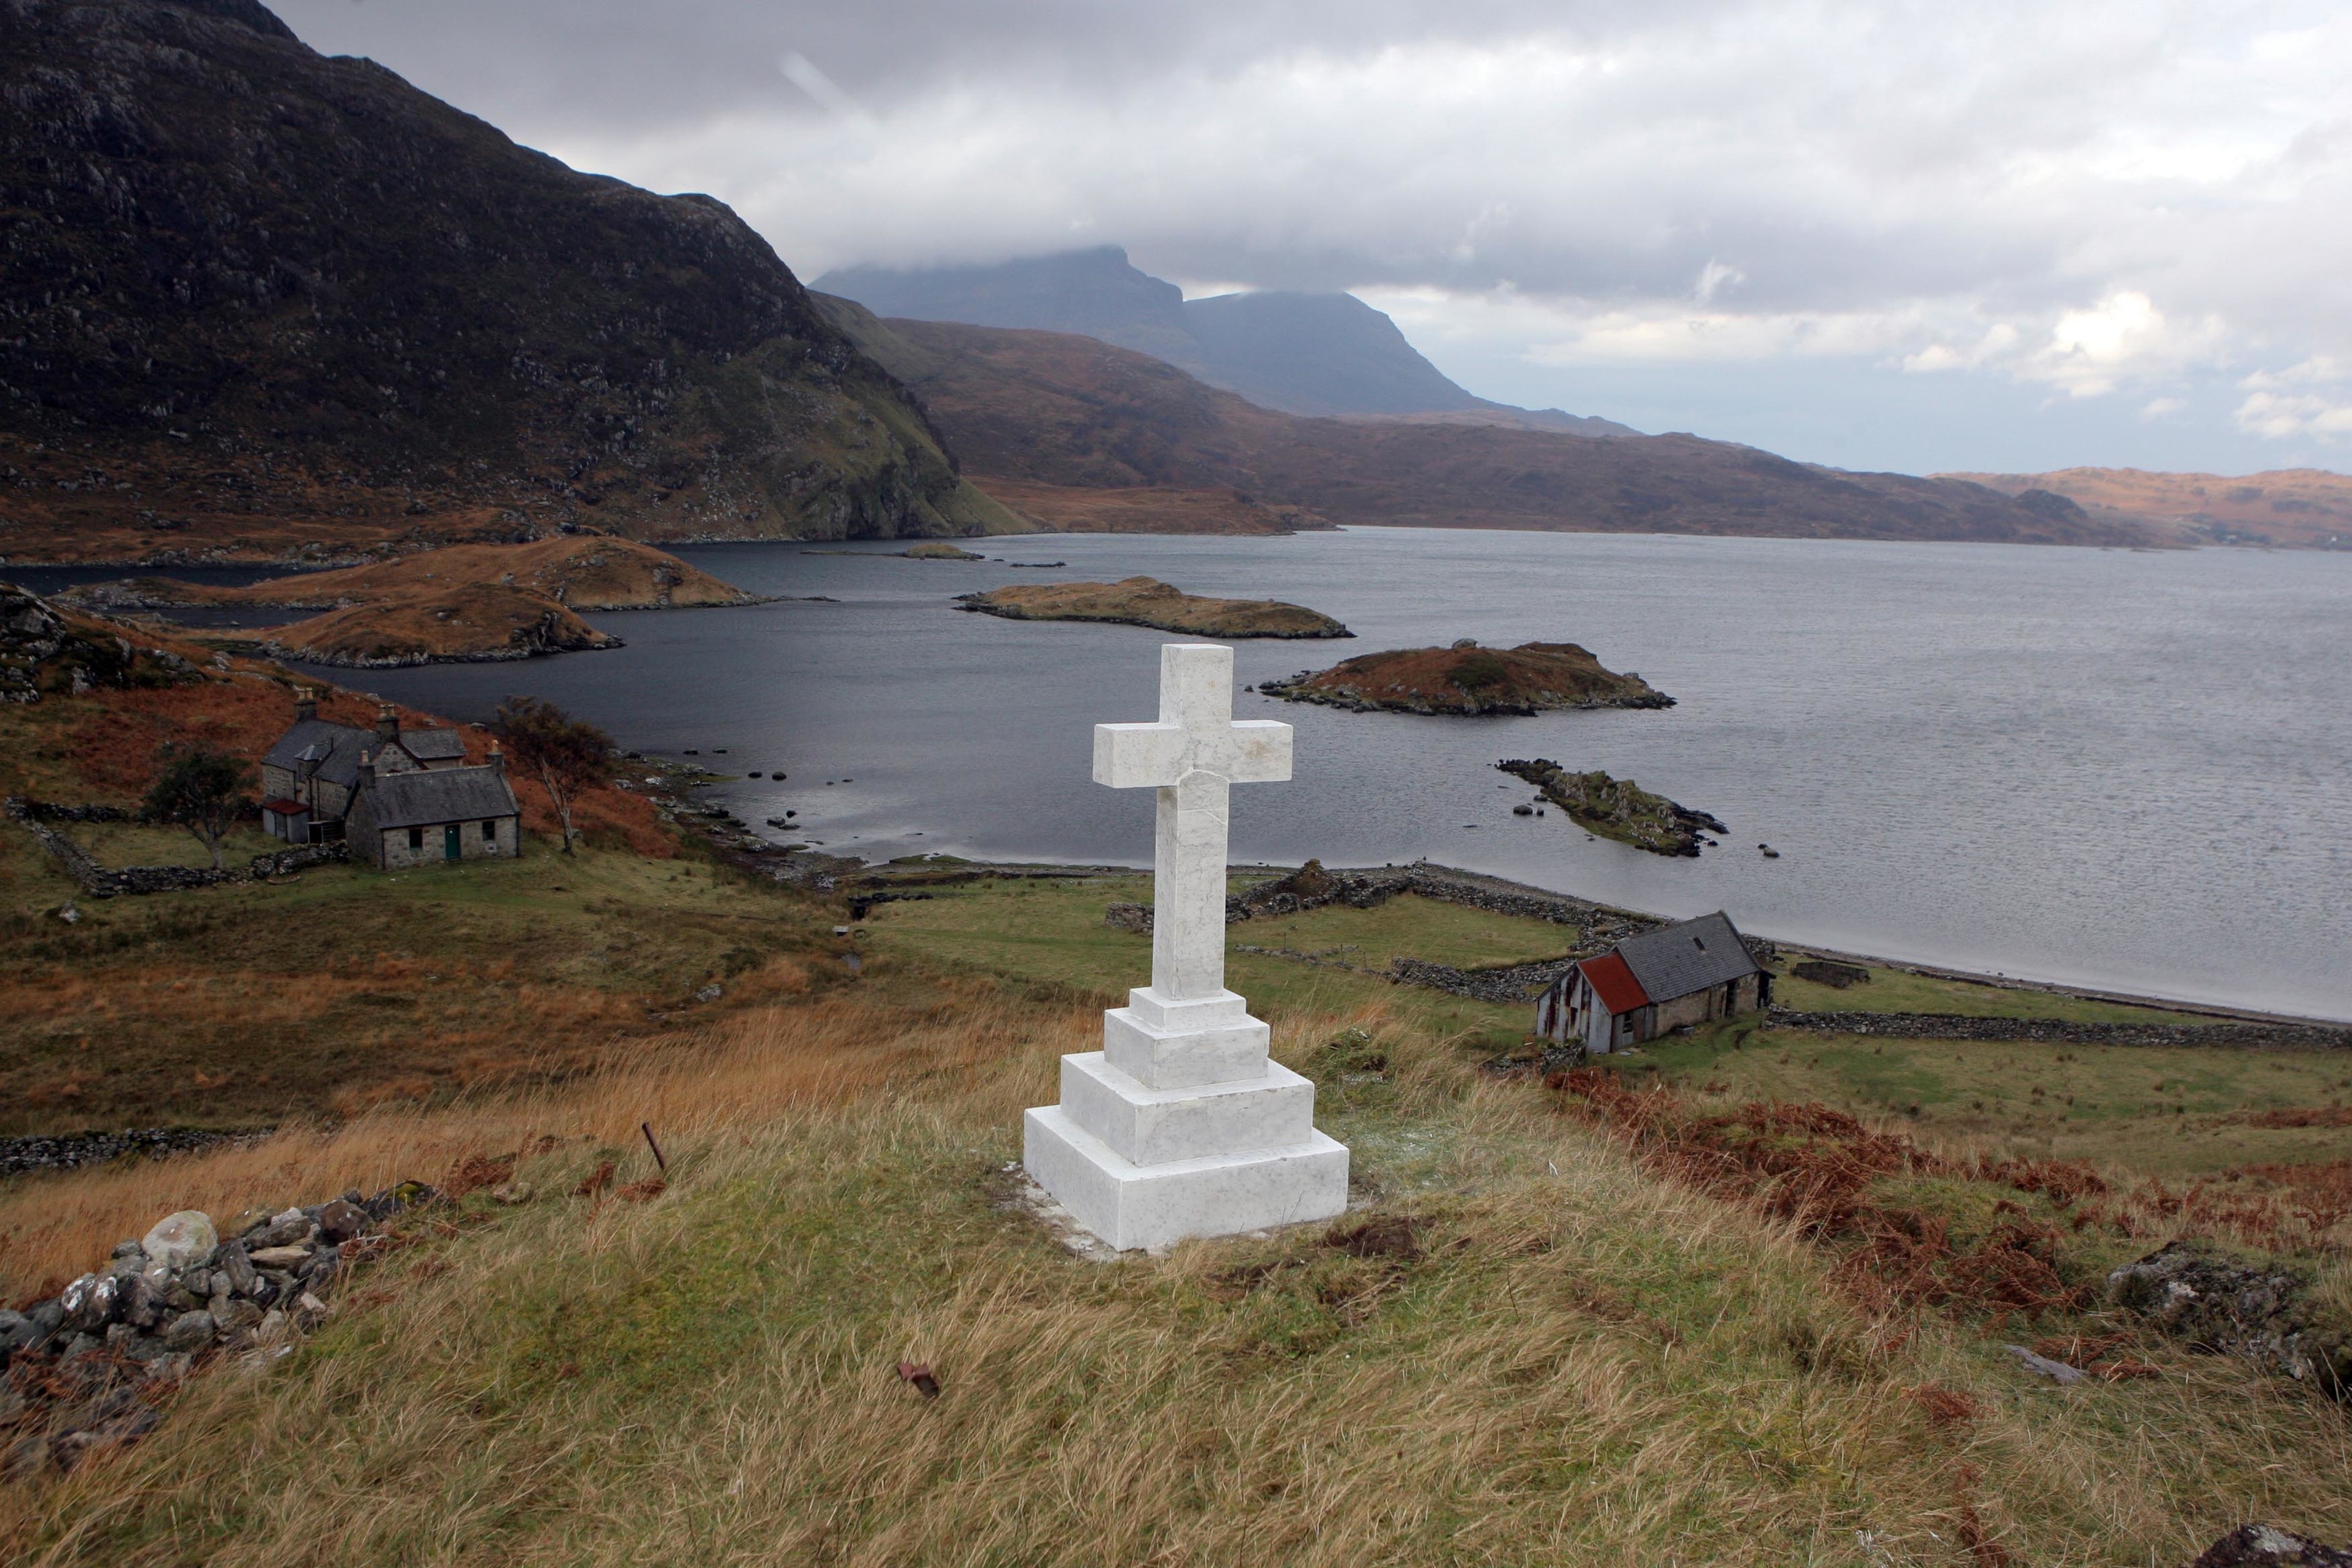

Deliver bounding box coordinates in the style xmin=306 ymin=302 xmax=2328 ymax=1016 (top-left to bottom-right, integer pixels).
xmin=142 ymin=743 xmax=257 ymax=870
xmin=493 ymin=695 xmax=614 ymax=854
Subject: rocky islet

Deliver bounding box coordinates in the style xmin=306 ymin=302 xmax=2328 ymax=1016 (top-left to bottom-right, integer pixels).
xmin=1496 ymin=759 xmax=1728 ymax=857
xmin=1260 ymin=639 xmax=1673 ymax=716
xmin=954 ymin=576 xmax=1351 ymax=639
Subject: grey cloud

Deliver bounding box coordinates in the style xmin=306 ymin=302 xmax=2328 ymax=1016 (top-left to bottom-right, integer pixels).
xmin=263 ymin=0 xmax=2350 ymax=465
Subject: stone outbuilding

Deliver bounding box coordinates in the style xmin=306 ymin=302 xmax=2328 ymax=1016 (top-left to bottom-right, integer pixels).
xmin=345 ymin=751 xmax=521 ymax=868
xmin=1535 ymin=911 xmax=1769 ymax=1054
xmin=259 ymin=690 xmax=468 ymax=844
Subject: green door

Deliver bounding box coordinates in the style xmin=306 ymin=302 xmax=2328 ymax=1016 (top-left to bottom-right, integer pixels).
xmin=444 ymin=824 xmax=461 ymax=861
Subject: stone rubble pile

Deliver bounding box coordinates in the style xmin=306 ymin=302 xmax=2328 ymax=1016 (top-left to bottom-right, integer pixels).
xmin=1 ymin=1182 xmax=439 ymax=1476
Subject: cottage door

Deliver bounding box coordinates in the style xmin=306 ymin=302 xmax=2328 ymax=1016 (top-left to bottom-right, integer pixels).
xmin=443 ymin=824 xmax=461 ymax=861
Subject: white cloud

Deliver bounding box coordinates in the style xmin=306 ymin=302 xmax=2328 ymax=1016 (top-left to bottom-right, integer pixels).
xmin=2020 ymin=292 xmax=2229 ymax=399
xmin=2234 ymin=356 xmax=2352 ymax=439
xmin=2234 ymin=391 xmax=2352 ymax=440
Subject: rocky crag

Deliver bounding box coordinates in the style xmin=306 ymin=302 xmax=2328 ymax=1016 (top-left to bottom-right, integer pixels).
xmin=1 ymin=583 xmax=210 ymax=704
xmin=0 ymin=0 xmax=1020 ymax=565
xmin=1498 ymin=759 xmax=1727 ymax=856
xmin=955 ymin=576 xmax=1350 ymax=638
xmin=1262 ymin=640 xmax=1672 ymax=715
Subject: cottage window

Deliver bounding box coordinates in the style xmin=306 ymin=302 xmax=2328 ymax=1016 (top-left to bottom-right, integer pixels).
xmin=407 ymin=827 xmax=424 ymax=850
xmin=481 ymin=820 xmax=497 ymax=841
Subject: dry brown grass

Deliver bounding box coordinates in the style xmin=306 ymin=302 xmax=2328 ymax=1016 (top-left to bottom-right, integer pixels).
xmin=1 ymin=984 xmax=1050 ymax=1302
xmin=4 ymin=991 xmax=2351 ymax=1564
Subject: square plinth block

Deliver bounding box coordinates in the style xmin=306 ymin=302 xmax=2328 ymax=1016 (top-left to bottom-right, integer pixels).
xmin=1023 ymin=1105 xmax=1349 ymax=1252
xmin=1103 ymin=1005 xmax=1270 ymax=1090
xmin=1059 ymin=1051 xmax=1315 ymax=1166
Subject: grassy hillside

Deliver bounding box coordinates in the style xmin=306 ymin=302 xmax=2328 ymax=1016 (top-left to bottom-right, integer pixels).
xmin=4 ymin=741 xmax=2349 ymax=1560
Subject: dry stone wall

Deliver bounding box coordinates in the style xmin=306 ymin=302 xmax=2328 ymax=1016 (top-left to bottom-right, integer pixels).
xmin=1763 ymin=1008 xmax=2352 ymax=1051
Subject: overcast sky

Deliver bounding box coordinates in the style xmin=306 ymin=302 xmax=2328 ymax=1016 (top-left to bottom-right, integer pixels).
xmin=271 ymin=0 xmax=2349 ymax=476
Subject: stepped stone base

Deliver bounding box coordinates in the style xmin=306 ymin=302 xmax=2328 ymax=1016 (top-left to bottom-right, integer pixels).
xmin=1024 ymin=1104 xmax=1349 ymax=1252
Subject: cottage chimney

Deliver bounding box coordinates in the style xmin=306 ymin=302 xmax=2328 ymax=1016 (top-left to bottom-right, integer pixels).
xmin=356 ymin=749 xmax=375 ymax=790
xmin=376 ymin=702 xmax=399 ymax=743
xmin=293 ymin=686 xmax=317 ymax=724
xmin=488 ymin=740 xmax=506 ymax=777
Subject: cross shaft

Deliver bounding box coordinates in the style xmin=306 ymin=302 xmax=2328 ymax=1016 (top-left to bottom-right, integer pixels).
xmin=1094 ymin=644 xmax=1291 ymax=1002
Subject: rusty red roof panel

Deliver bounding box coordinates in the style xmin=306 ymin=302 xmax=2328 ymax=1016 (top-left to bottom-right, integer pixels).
xmin=1580 ymin=952 xmax=1650 ymax=1015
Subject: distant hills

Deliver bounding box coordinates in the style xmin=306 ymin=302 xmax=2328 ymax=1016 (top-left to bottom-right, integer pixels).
xmin=816 ymin=246 xmax=1634 ymax=433
xmin=0 ymin=1 xmax=2284 ymax=565
xmin=1942 ymin=468 xmax=2352 ymax=549
xmin=0 ymin=0 xmax=1013 ymax=563
xmin=817 ymin=301 xmax=2146 ymax=546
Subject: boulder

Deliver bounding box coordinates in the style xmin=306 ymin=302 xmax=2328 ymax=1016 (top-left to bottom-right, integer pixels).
xmin=317 ymin=1198 xmax=367 ymax=1243
xmin=2190 ymin=1525 xmax=2352 ymax=1567
xmin=213 ymin=1298 xmax=263 ymax=1336
xmin=216 ymin=1238 xmax=258 ymax=1296
xmin=142 ymin=1209 xmax=219 ymax=1270
xmin=162 ymin=1310 xmax=216 ymax=1352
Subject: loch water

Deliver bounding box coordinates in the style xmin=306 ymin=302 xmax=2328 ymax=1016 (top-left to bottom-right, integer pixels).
xmin=261 ymin=528 xmax=2347 ymax=1019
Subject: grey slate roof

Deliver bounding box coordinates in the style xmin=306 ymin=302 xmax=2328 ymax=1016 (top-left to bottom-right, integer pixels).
xmin=263 ymin=719 xmax=371 ymax=788
xmin=264 ymin=721 xmax=466 ymax=784
xmin=1612 ymin=912 xmax=1760 ymax=1004
xmin=396 ymin=727 xmax=466 ymax=761
xmin=359 ymin=765 xmax=519 ymax=830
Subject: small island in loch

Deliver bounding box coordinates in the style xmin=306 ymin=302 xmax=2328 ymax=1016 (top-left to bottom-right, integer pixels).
xmin=59 ymin=537 xmax=764 ymax=668
xmin=1499 ymin=757 xmax=1727 ymax=856
xmin=954 ymin=576 xmax=1352 ymax=638
xmin=1261 ymin=639 xmax=1673 ymax=714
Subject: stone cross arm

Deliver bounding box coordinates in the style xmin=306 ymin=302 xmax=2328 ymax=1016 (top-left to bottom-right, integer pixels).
xmin=1092 ymin=651 xmax=1291 ymax=789
xmin=1090 ymin=644 xmax=1290 ymax=1006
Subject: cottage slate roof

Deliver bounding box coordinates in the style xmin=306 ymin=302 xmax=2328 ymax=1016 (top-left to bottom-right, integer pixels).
xmin=263 ymin=719 xmax=372 ymax=788
xmin=359 ymin=765 xmax=519 ymax=830
xmin=1612 ymin=912 xmax=1760 ymax=1004
xmin=396 ymin=727 xmax=466 ymax=761
xmin=1579 ymin=952 xmax=1650 ymax=1015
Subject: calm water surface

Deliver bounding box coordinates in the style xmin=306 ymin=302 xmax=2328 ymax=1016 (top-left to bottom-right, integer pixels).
xmin=289 ymin=529 xmax=2348 ymax=1019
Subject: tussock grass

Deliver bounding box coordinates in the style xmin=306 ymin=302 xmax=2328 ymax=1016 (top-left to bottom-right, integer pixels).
xmin=6 ymin=988 xmax=2351 ymax=1565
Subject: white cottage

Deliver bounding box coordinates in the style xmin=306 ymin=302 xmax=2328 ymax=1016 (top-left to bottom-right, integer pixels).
xmin=1535 ymin=911 xmax=1769 ymax=1053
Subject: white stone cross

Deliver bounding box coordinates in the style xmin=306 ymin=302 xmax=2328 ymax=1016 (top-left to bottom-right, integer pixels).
xmin=1024 ymin=642 xmax=1346 ymax=1251
xmin=1093 ymin=643 xmax=1291 ymax=1007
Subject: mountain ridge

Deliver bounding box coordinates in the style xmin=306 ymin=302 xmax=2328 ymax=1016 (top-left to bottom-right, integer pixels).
xmin=815 ymin=245 xmax=1635 ymax=433
xmin=815 ymin=301 xmax=2148 ymax=546
xmin=0 ymin=0 xmax=1018 ymax=564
